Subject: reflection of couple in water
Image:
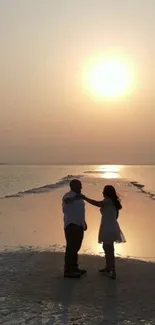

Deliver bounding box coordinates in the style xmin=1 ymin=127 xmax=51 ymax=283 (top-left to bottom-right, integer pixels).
xmin=62 ymin=179 xmax=125 ymax=279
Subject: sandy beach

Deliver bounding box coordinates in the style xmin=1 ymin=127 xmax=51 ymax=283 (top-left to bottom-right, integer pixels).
xmin=1 ymin=250 xmax=155 ymax=324
xmin=1 ymin=177 xmax=155 ymax=324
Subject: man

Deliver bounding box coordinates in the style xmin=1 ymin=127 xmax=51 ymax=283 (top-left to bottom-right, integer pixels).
xmin=62 ymin=179 xmax=87 ymax=278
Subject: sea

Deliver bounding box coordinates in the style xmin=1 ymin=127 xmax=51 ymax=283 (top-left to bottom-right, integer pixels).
xmin=0 ymin=164 xmax=155 ymax=198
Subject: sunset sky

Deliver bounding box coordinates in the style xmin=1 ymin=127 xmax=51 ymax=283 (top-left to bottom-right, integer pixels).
xmin=0 ymin=0 xmax=155 ymax=164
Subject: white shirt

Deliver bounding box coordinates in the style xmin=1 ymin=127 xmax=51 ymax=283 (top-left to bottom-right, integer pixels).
xmin=62 ymin=191 xmax=85 ymax=228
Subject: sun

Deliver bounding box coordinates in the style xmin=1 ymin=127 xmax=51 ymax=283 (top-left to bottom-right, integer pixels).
xmin=83 ymin=57 xmax=134 ymax=99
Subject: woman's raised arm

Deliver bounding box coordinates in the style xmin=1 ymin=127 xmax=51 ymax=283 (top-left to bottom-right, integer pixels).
xmin=63 ymin=194 xmax=104 ymax=207
xmin=83 ymin=196 xmax=104 ymax=207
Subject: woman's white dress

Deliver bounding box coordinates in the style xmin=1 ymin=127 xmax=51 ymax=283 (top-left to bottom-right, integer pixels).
xmin=98 ymin=198 xmax=126 ymax=244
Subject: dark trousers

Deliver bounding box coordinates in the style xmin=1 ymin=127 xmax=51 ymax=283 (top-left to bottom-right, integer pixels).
xmin=103 ymin=243 xmax=115 ymax=271
xmin=64 ymin=224 xmax=84 ymax=272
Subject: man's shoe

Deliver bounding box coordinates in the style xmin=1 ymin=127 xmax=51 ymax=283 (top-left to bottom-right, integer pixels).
xmin=99 ymin=267 xmax=109 ymax=273
xmin=64 ymin=270 xmax=82 ymax=278
xmin=78 ymin=269 xmax=87 ymax=275
xmin=109 ymin=270 xmax=116 ymax=280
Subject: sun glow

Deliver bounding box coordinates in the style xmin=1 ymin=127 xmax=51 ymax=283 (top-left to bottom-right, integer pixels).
xmin=83 ymin=57 xmax=134 ymax=99
xmin=97 ymin=165 xmax=123 ymax=179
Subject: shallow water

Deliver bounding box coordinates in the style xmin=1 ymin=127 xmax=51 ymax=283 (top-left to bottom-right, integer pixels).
xmin=1 ymin=164 xmax=155 ymax=197
xmin=0 ymin=176 xmax=155 ymax=262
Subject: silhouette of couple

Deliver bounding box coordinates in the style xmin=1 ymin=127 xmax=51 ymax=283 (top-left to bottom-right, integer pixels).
xmin=62 ymin=179 xmax=125 ymax=279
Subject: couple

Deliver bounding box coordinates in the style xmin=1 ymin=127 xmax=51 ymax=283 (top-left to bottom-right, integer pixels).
xmin=62 ymin=179 xmax=125 ymax=280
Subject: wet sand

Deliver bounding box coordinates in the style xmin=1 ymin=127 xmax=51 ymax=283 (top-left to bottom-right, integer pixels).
xmin=0 ymin=249 xmax=155 ymax=324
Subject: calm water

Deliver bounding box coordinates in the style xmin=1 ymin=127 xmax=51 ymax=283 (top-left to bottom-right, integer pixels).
xmin=0 ymin=164 xmax=155 ymax=197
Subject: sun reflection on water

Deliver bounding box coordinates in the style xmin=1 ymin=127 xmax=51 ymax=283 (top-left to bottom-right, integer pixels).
xmin=103 ymin=172 xmax=119 ymax=179
xmin=97 ymin=165 xmax=123 ymax=179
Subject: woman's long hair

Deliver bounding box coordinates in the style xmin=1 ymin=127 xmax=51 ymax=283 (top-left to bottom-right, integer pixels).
xmin=103 ymin=185 xmax=122 ymax=211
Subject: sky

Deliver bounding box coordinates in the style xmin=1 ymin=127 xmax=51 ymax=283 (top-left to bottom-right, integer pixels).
xmin=0 ymin=0 xmax=155 ymax=164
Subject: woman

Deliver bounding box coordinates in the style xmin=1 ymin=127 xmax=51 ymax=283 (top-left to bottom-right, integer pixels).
xmin=82 ymin=185 xmax=125 ymax=279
